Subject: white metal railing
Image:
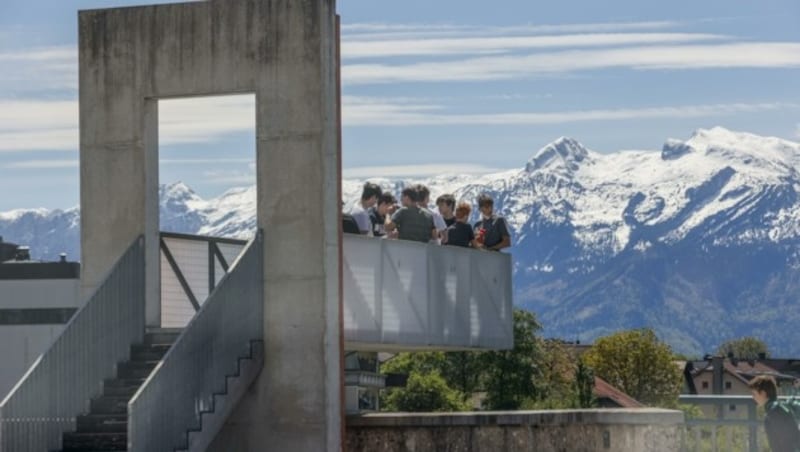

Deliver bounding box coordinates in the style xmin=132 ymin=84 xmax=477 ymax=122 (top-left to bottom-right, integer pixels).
xmin=128 ymin=232 xmax=263 ymax=452
xmin=0 ymin=237 xmax=145 ymax=452
xmin=678 ymin=394 xmax=779 ymax=452
xmin=160 ymin=232 xmax=247 ymax=328
xmin=343 ymin=234 xmax=513 ymax=351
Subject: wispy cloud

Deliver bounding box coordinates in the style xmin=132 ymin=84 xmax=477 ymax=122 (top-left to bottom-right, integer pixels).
xmin=0 ymin=46 xmax=76 ymax=93
xmin=343 ymin=33 xmax=725 ymax=58
xmin=344 ymin=42 xmax=800 ymax=84
xmin=343 ymin=163 xmax=505 ymax=178
xmin=0 ymin=95 xmax=255 ymax=152
xmin=1 ymin=96 xmax=796 ymax=153
xmin=0 ymin=129 xmax=78 ymax=152
xmin=341 ymin=21 xmax=681 ymax=40
xmin=343 ymin=97 xmax=799 ymax=126
xmin=200 ymin=169 xmax=256 ymax=185
xmin=159 ymin=95 xmax=255 ymax=144
xmin=4 ymin=159 xmax=77 ymax=169
xmin=160 ymin=158 xmax=253 ymax=165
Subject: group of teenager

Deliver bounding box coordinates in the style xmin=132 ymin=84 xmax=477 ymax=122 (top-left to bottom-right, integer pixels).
xmin=343 ymin=182 xmax=511 ymax=251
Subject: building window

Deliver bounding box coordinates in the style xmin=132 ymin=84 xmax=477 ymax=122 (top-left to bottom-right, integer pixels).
xmin=702 ymin=381 xmax=709 ymax=389
xmin=725 ymin=381 xmax=732 ymax=390
xmin=729 ymin=404 xmax=737 ymax=411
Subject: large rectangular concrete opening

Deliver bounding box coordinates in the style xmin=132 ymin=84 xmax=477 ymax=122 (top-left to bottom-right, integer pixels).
xmin=157 ymin=94 xmax=256 ymax=328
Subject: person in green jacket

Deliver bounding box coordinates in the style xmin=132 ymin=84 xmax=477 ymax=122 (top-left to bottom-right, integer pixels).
xmin=749 ymin=375 xmax=800 ymax=452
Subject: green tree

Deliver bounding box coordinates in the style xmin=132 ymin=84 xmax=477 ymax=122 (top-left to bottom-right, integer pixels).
xmin=573 ymin=357 xmax=596 ymax=408
xmin=441 ymin=352 xmax=484 ymax=402
xmin=381 ymin=352 xmax=475 ymax=411
xmin=481 ymin=309 xmax=543 ymax=410
xmin=583 ymin=328 xmax=682 ymax=407
xmin=383 ymin=372 xmax=470 ymax=412
xmin=524 ymin=339 xmax=577 ymax=409
xmin=716 ymin=337 xmax=770 ymax=360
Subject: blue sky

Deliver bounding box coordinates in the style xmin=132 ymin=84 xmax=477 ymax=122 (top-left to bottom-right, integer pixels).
xmin=0 ymin=0 xmax=799 ymax=210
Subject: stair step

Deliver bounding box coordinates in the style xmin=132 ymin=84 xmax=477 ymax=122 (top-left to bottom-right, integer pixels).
xmin=104 ymin=377 xmax=146 ymax=388
xmin=144 ymin=331 xmax=181 ymax=345
xmin=90 ymin=396 xmax=130 ymax=415
xmin=76 ymin=414 xmax=127 ymax=433
xmin=103 ymin=383 xmax=141 ymax=398
xmin=117 ymin=360 xmax=159 ymax=379
xmin=62 ymin=432 xmax=126 ymax=451
xmin=130 ymin=343 xmax=171 ymax=361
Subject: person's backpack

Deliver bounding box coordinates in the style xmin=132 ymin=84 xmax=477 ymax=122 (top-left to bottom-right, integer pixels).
xmin=775 ymin=398 xmax=800 ymax=447
xmin=342 ymin=214 xmax=361 ymax=234
xmin=777 ymin=398 xmax=800 ymax=423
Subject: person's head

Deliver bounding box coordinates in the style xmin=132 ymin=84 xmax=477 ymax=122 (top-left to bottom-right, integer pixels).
xmin=436 ymin=194 xmax=456 ymax=217
xmin=454 ymin=202 xmax=472 ymax=223
xmin=477 ymin=194 xmax=494 ymax=218
xmin=361 ymin=182 xmax=382 ymax=208
xmin=400 ymin=186 xmax=418 ymax=207
xmin=415 ymin=184 xmax=431 ymax=207
xmin=377 ymin=191 xmax=397 ymax=216
xmin=748 ymin=375 xmax=778 ymax=406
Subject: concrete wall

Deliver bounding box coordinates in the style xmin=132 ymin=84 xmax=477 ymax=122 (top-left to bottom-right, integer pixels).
xmin=79 ymin=0 xmax=341 ymax=450
xmin=0 ymin=279 xmax=79 ymax=310
xmin=346 ymin=410 xmax=685 ymax=452
xmin=0 ymin=278 xmax=81 ymax=398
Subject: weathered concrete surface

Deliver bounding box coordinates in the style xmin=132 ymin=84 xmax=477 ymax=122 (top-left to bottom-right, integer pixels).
xmin=79 ymin=0 xmax=341 ymax=450
xmin=346 ymin=409 xmax=685 ymax=452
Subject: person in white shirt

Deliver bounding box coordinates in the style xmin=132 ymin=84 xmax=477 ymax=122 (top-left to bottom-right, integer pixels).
xmin=349 ymin=182 xmax=382 ymax=235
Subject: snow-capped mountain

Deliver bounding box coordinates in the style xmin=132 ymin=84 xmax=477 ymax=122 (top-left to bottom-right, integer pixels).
xmin=3 ymin=127 xmax=800 ymax=356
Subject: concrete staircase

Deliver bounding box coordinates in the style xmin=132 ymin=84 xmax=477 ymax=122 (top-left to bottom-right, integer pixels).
xmin=60 ymin=330 xmax=180 ymax=452
xmin=176 ymin=341 xmax=263 ymax=452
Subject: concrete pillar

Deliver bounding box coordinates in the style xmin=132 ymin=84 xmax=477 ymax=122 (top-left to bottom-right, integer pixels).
xmin=79 ymin=22 xmax=160 ymax=323
xmin=79 ymin=1 xmax=341 ymax=450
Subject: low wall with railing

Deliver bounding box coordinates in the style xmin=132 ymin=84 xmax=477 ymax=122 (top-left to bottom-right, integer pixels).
xmin=346 ymin=409 xmax=685 ymax=452
xmin=343 ymin=234 xmax=513 ymax=351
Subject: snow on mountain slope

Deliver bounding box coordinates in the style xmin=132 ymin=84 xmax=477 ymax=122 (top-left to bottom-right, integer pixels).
xmin=8 ymin=126 xmax=798 ymax=263
xmin=4 ymin=127 xmax=800 ymax=355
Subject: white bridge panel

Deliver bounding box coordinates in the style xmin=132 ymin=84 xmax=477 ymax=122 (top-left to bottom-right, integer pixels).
xmin=160 ymin=233 xmax=513 ymax=350
xmin=343 ymin=235 xmax=513 ymax=351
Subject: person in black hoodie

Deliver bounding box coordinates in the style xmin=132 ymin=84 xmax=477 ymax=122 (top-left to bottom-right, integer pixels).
xmin=749 ymin=375 xmax=800 ymax=452
xmin=445 ymin=202 xmax=477 ymax=248
xmin=473 ymin=194 xmax=511 ymax=251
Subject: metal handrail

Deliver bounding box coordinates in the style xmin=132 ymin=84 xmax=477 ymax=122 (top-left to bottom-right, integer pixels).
xmin=159 ymin=233 xmax=248 ymax=328
xmin=128 ymin=231 xmax=263 ymax=452
xmin=0 ymin=236 xmax=145 ymax=452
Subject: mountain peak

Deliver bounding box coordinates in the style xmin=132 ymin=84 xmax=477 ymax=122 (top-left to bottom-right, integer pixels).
xmin=685 ymin=127 xmax=800 ymax=166
xmin=661 ymin=138 xmax=695 ymax=160
xmin=160 ymin=181 xmax=201 ymax=204
xmin=525 ymin=136 xmax=589 ymax=173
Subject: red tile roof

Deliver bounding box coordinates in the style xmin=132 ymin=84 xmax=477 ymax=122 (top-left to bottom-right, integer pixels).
xmin=593 ymin=377 xmax=644 ymax=408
